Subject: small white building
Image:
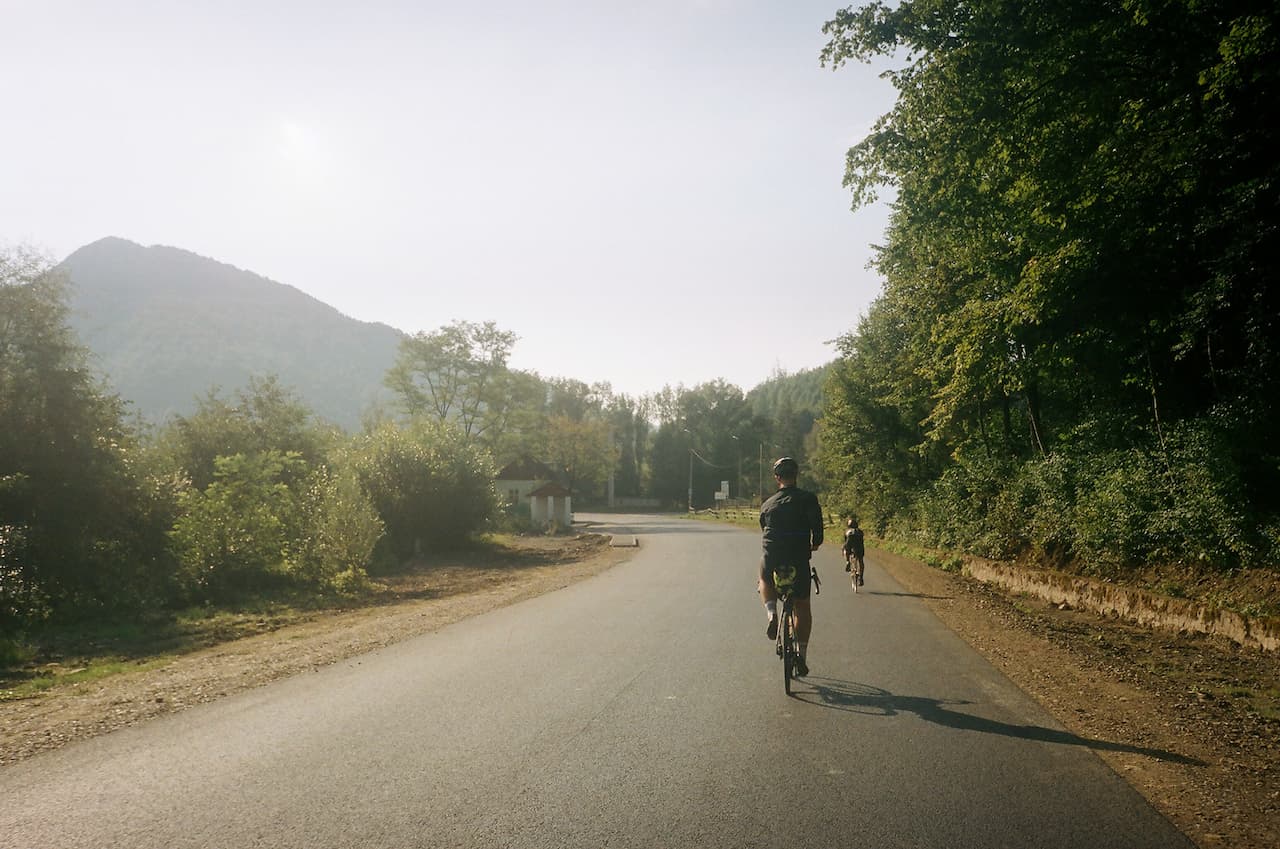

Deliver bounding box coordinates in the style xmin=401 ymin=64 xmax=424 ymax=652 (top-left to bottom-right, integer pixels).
xmin=528 ymin=481 xmax=573 ymax=528
xmin=495 ymin=458 xmax=558 ymax=506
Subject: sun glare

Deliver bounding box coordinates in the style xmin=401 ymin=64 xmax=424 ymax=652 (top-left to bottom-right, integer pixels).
xmin=274 ymin=119 xmax=333 ymax=184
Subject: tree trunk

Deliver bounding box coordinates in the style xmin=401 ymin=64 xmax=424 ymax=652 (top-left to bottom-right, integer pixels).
xmin=1026 ymin=383 xmax=1047 ymax=458
xmin=1001 ymin=391 xmax=1014 ymax=451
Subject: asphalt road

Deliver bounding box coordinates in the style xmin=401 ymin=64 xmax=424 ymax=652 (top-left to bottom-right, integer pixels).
xmin=0 ymin=514 xmax=1192 ymax=848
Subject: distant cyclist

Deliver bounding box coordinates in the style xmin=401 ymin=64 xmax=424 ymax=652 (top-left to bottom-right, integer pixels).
xmin=758 ymin=457 xmax=823 ymax=677
xmin=843 ymin=517 xmax=865 ymax=587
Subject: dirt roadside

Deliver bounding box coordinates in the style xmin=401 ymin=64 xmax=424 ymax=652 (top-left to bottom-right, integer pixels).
xmin=2 ymin=533 xmax=1276 ymax=847
xmin=871 ymin=547 xmax=1279 ymax=849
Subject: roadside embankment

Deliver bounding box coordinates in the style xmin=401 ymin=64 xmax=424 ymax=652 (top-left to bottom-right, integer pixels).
xmin=868 ymin=535 xmax=1279 ymax=653
xmin=957 ymin=557 xmax=1280 ymax=652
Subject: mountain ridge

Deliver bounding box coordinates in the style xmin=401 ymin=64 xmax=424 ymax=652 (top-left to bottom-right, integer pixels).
xmin=60 ymin=237 xmax=405 ymax=429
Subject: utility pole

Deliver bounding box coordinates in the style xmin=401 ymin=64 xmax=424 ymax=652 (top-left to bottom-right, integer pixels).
xmin=683 ymin=428 xmax=694 ymax=511
xmin=607 ymin=424 xmax=615 ymax=508
xmin=687 ymin=447 xmax=693 ymax=511
xmin=731 ymin=435 xmax=741 ymax=502
xmin=758 ymin=441 xmax=764 ymax=505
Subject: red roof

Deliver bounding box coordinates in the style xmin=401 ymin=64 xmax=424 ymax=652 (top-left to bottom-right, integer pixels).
xmin=496 ymin=458 xmax=556 ymax=480
xmin=528 ymin=482 xmax=571 ymax=497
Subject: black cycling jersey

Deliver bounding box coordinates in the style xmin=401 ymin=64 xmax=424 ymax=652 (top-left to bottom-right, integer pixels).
xmin=843 ymin=527 xmax=865 ymax=558
xmin=759 ymin=485 xmax=824 ymax=564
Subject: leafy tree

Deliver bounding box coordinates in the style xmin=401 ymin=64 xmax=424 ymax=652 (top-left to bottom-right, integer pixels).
xmin=544 ymin=378 xmax=611 ymax=421
xmin=818 ymin=0 xmax=1280 ymax=568
xmin=289 ymin=463 xmax=383 ymax=591
xmin=514 ymin=379 xmax=624 ymax=502
xmin=385 ymin=320 xmax=529 ymax=448
xmin=646 ymin=385 xmax=683 ymax=426
xmin=748 ymin=366 xmax=829 ymax=420
xmin=819 ymin=282 xmax=955 ymax=529
xmin=607 ymin=394 xmax=649 ymax=498
xmin=1 ymin=249 xmax=163 ymax=624
xmin=647 ymin=424 xmax=689 ymax=506
xmin=484 ymin=368 xmax=551 ymax=464
xmin=644 ymin=381 xmax=755 ymax=506
xmin=169 ymin=451 xmax=307 ymax=600
xmin=348 ymin=420 xmax=498 ymax=562
xmin=484 ymin=374 xmax=631 ymax=503
xmin=155 ymin=375 xmax=330 ymax=491
xmin=543 ymin=415 xmax=617 ymax=499
xmin=822 ymin=0 xmax=1280 ymax=443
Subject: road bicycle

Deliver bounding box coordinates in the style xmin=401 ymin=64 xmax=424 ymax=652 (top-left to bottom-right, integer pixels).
xmin=773 ymin=566 xmax=820 ymax=695
xmin=846 ymin=551 xmax=865 ymax=592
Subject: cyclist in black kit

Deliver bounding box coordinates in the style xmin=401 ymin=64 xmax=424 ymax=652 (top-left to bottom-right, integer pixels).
xmin=758 ymin=457 xmax=823 ymax=677
xmin=843 ymin=517 xmax=865 ymax=588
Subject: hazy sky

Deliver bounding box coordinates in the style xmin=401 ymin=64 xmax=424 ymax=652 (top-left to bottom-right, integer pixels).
xmin=2 ymin=0 xmax=896 ymax=398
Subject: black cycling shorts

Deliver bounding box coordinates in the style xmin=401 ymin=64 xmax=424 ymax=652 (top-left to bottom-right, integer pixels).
xmin=760 ymin=556 xmax=812 ymax=600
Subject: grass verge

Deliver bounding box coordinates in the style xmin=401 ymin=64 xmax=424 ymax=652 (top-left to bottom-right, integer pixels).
xmin=1 ymin=531 xmax=590 ymax=702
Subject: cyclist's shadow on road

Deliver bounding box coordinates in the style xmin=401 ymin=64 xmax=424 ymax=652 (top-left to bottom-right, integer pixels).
xmin=793 ymin=676 xmax=1203 ymax=766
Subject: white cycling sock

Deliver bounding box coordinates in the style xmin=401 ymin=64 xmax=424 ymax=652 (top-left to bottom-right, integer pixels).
xmin=765 ymin=600 xmax=777 ymax=619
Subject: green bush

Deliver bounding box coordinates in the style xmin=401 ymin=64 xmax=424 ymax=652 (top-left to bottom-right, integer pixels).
xmin=169 ymin=451 xmax=306 ymax=600
xmin=288 ymin=465 xmax=383 ymax=591
xmin=152 ymin=376 xmax=333 ymax=491
xmin=348 ymin=420 xmax=498 ymax=564
xmin=494 ymin=501 xmax=537 ymax=534
xmin=1069 ymin=424 xmax=1255 ymax=572
xmin=865 ymin=415 xmax=1264 ymax=576
xmin=0 ymin=632 xmax=35 ymax=672
xmin=1004 ymin=455 xmax=1079 ymax=564
xmin=913 ymin=452 xmax=1017 ymax=558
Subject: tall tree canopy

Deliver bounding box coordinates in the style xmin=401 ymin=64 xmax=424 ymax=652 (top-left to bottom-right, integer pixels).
xmin=385 ymin=320 xmax=527 ymax=446
xmin=1 ymin=250 xmax=156 ymax=619
xmin=819 ymin=0 xmax=1279 ymax=569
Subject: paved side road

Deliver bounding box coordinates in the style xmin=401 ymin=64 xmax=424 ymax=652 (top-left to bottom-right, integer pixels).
xmin=0 ymin=514 xmax=1192 ymax=848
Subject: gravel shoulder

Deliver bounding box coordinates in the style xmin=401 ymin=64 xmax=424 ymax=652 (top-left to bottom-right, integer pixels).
xmin=872 ymin=547 xmax=1278 ymax=849
xmin=2 ymin=530 xmax=1276 ymax=848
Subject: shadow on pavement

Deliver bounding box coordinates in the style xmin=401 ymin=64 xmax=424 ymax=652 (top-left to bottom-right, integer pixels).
xmin=791 ymin=676 xmax=1204 ymax=766
xmin=860 ymin=590 xmax=953 ymax=600
xmin=575 ymin=521 xmax=740 ymax=536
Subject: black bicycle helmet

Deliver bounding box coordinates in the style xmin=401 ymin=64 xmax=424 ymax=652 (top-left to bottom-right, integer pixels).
xmin=772 ymin=456 xmax=799 ymax=478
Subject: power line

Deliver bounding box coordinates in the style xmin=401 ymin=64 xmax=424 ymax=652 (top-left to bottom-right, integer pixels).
xmin=690 ymin=447 xmax=735 ymax=469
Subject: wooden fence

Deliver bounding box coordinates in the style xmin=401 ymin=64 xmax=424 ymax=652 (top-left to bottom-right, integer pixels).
xmin=695 ymin=507 xmax=841 ymax=528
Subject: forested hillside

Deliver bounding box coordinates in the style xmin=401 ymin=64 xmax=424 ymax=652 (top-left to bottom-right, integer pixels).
xmin=817 ymin=0 xmax=1279 ymax=574
xmin=747 ymin=365 xmax=828 ymax=419
xmin=61 ymin=238 xmax=403 ymax=429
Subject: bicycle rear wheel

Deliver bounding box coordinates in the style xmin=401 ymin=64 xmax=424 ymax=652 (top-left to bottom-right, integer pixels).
xmin=781 ymin=604 xmax=794 ymax=694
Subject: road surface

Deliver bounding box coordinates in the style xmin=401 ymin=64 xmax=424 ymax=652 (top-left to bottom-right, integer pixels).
xmin=0 ymin=513 xmax=1192 ymax=848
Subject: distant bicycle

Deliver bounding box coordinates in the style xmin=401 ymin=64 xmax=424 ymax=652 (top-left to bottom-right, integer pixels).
xmin=846 ymin=550 xmax=865 ymax=592
xmin=842 ymin=518 xmax=866 ymax=592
